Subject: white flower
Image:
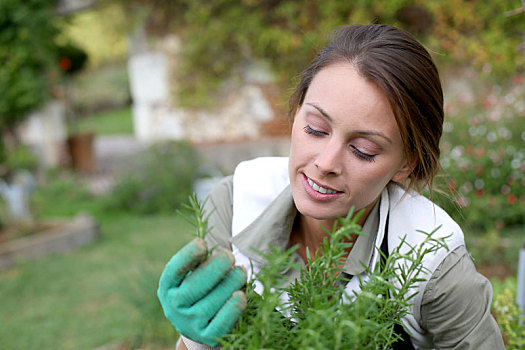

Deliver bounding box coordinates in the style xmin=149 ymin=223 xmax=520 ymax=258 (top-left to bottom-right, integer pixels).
xmin=451 ymin=146 xmax=464 ymax=159
xmin=475 ymin=179 xmax=484 ymax=189
xmin=491 ymin=168 xmax=501 ymax=178
xmin=487 ymin=132 xmax=497 ymax=143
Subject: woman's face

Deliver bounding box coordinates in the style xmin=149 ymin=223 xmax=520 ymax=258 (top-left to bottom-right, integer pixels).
xmin=289 ymin=63 xmax=413 ymax=223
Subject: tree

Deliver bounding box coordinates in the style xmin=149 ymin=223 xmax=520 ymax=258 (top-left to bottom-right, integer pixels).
xmin=0 ymin=0 xmax=61 ymax=164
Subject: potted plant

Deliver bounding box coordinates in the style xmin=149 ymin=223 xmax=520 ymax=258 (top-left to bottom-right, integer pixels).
xmin=57 ymin=43 xmax=93 ymax=173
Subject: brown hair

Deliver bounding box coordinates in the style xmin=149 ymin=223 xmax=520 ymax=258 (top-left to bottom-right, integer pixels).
xmin=289 ymin=24 xmax=443 ymax=193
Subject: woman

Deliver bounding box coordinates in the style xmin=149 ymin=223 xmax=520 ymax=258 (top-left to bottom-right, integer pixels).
xmin=158 ymin=24 xmax=504 ymax=349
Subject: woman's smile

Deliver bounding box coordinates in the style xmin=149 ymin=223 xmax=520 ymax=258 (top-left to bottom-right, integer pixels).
xmin=302 ymin=174 xmax=343 ymax=201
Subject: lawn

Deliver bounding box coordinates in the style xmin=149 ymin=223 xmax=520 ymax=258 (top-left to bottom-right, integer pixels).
xmin=72 ymin=107 xmax=134 ymax=136
xmin=0 ymin=210 xmax=191 ymax=349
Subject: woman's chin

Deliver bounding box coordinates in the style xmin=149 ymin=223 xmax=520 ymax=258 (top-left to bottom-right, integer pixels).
xmin=293 ymin=198 xmax=345 ymax=221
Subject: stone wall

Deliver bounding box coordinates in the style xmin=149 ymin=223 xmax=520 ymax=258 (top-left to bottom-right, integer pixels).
xmin=127 ymin=31 xmax=290 ymax=144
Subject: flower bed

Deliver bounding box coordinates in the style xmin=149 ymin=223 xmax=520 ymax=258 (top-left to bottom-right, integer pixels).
xmin=0 ymin=214 xmax=98 ymax=270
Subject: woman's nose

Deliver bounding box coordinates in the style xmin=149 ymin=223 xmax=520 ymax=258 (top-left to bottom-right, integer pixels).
xmin=314 ymin=141 xmax=343 ymax=176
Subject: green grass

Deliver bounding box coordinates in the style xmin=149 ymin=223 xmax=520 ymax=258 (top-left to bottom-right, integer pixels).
xmin=491 ymin=276 xmax=517 ymax=298
xmin=0 ymin=173 xmax=195 ymax=349
xmin=72 ymin=107 xmax=134 ymax=135
xmin=0 ymin=213 xmax=192 ymax=349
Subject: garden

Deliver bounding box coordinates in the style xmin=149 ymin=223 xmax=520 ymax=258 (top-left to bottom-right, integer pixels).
xmin=1 ymin=1 xmax=524 ymax=349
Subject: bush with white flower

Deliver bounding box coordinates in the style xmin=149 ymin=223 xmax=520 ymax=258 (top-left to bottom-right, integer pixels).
xmin=436 ymin=74 xmax=525 ymax=232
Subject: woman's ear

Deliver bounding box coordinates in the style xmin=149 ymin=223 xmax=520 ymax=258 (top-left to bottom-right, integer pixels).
xmin=391 ymin=157 xmax=417 ymax=182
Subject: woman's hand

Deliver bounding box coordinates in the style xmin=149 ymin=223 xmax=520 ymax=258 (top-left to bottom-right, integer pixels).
xmin=157 ymin=238 xmax=247 ymax=347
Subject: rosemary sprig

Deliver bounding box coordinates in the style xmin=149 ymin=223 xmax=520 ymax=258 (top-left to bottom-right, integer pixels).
xmin=176 ymin=193 xmax=212 ymax=240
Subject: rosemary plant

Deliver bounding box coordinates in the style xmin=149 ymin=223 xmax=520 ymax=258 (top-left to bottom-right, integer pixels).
xmin=179 ymin=195 xmax=447 ymax=349
xmin=222 ymin=209 xmax=448 ymax=349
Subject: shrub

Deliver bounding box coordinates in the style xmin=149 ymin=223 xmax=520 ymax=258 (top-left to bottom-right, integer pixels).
xmin=436 ymin=75 xmax=525 ymax=231
xmin=69 ymin=63 xmax=130 ymax=116
xmin=493 ymin=288 xmax=525 ymax=349
xmin=33 ymin=169 xmax=99 ymax=218
xmin=0 ymin=144 xmax=39 ymax=178
xmin=56 ymin=42 xmax=88 ymax=76
xmin=105 ymin=141 xmax=201 ymax=214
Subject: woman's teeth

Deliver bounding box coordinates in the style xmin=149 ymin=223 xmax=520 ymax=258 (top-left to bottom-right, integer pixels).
xmin=307 ymin=177 xmax=337 ymax=194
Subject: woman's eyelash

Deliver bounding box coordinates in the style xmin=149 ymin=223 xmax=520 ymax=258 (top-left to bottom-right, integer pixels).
xmin=351 ymin=147 xmax=376 ymax=162
xmin=304 ymin=124 xmax=376 ymax=162
xmin=303 ymin=125 xmax=325 ymax=136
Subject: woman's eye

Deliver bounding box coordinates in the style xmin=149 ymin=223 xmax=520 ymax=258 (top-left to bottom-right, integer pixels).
xmin=303 ymin=125 xmax=326 ymax=136
xmin=351 ymin=147 xmax=376 ymax=162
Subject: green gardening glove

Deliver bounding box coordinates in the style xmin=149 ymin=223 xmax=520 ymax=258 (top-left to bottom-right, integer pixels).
xmin=157 ymin=238 xmax=247 ymax=347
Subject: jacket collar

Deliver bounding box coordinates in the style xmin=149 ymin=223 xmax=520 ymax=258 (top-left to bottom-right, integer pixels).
xmin=231 ymin=185 xmax=385 ymax=276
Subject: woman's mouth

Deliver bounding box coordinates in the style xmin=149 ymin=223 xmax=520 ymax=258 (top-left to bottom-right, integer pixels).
xmin=306 ymin=177 xmax=338 ymax=194
xmin=302 ymin=174 xmax=342 ymax=201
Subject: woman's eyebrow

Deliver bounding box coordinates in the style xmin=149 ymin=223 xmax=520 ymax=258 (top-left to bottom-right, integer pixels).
xmin=306 ymin=102 xmax=392 ymax=144
xmin=306 ymin=103 xmax=332 ymax=121
xmin=355 ymin=130 xmax=392 ymax=144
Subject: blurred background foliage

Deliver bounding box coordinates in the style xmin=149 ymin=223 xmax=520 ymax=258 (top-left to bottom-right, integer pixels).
xmin=436 ymin=76 xmax=525 ymax=233
xmin=114 ymin=0 xmax=525 ymax=107
xmin=60 ymin=2 xmax=128 ymax=67
xmin=103 ymin=141 xmax=201 ymax=215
